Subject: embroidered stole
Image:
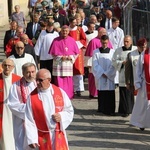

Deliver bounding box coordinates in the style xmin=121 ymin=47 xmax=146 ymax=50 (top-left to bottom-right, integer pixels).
xmin=0 ymin=73 xmax=21 ymax=137
xmin=30 ymin=84 xmax=68 ymax=150
xmin=144 ymin=49 xmax=150 ymax=100
xmin=20 ymin=77 xmax=29 ymax=103
xmin=73 ymin=27 xmax=84 ymax=75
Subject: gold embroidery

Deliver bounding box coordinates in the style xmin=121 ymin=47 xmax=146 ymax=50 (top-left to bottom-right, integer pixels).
xmin=43 ymin=138 xmax=47 ymax=144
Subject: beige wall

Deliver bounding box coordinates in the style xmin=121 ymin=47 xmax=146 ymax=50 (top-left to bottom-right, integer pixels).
xmin=12 ymin=0 xmax=29 ymax=17
xmin=0 ymin=1 xmax=9 ymax=26
xmin=0 ymin=0 xmax=29 ymax=26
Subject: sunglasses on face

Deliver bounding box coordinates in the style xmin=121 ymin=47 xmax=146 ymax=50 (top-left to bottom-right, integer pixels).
xmin=36 ymin=78 xmax=48 ymax=82
xmin=16 ymin=47 xmax=24 ymax=50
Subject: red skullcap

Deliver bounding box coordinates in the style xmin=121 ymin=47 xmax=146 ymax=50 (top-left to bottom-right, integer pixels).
xmin=137 ymin=38 xmax=147 ymax=46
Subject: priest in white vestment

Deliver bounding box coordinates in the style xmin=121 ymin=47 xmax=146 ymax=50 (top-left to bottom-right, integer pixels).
xmin=85 ymin=22 xmax=98 ymax=44
xmin=112 ymin=35 xmax=137 ymax=117
xmin=34 ymin=22 xmax=59 ymax=83
xmin=25 ymin=69 xmax=74 ymax=150
xmin=130 ymin=46 xmax=150 ymax=131
xmin=0 ymin=58 xmax=21 ymax=150
xmin=92 ymin=35 xmax=116 ymax=115
xmin=8 ymin=63 xmax=37 ymax=150
xmin=9 ymin=41 xmax=37 ymax=77
xmin=125 ymin=38 xmax=147 ymax=97
xmin=107 ymin=17 xmax=124 ymax=85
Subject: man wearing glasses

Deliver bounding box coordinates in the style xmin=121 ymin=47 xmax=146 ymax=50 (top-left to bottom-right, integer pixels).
xmin=24 ymin=68 xmax=74 ymax=150
xmin=8 ymin=41 xmax=37 ymax=77
xmin=0 ymin=58 xmax=20 ymax=150
xmin=8 ymin=62 xmax=37 ymax=150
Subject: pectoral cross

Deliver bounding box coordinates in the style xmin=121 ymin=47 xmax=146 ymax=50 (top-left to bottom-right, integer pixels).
xmin=65 ymin=47 xmax=68 ymax=51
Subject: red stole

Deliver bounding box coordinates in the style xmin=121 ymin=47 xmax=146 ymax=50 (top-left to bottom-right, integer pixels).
xmin=0 ymin=73 xmax=21 ymax=137
xmin=73 ymin=49 xmax=84 ymax=75
xmin=20 ymin=77 xmax=29 ymax=103
xmin=144 ymin=48 xmax=150 ymax=100
xmin=30 ymin=84 xmax=68 ymax=150
xmin=69 ymin=27 xmax=86 ymax=75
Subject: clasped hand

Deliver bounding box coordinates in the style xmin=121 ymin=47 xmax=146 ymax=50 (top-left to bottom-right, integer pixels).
xmin=52 ymin=113 xmax=61 ymax=123
xmin=61 ymin=56 xmax=72 ymax=61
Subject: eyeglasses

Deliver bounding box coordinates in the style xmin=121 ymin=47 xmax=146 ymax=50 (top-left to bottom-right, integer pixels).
xmin=3 ymin=64 xmax=13 ymax=68
xmin=16 ymin=47 xmax=24 ymax=50
xmin=36 ymin=78 xmax=48 ymax=82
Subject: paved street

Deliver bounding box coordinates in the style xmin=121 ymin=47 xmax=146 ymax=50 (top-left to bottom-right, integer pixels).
xmin=0 ymin=24 xmax=150 ymax=150
xmin=67 ymin=82 xmax=150 ymax=150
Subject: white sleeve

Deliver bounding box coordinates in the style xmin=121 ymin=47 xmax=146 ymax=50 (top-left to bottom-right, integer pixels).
xmin=34 ymin=32 xmax=44 ymax=56
xmin=92 ymin=52 xmax=104 ymax=80
xmin=7 ymin=83 xmax=26 ymax=120
xmin=118 ymin=30 xmax=124 ymax=48
xmin=112 ymin=49 xmax=123 ymax=72
xmin=25 ymin=97 xmax=39 ymax=145
xmin=59 ymin=89 xmax=74 ymax=131
xmin=134 ymin=53 xmax=144 ymax=90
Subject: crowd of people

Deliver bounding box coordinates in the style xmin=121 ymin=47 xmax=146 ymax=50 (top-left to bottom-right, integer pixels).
xmin=0 ymin=0 xmax=150 ymax=149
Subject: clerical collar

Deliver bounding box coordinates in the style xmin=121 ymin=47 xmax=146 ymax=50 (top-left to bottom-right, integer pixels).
xmin=38 ymin=86 xmax=51 ymax=93
xmin=14 ymin=52 xmax=25 ymax=58
xmin=138 ymin=51 xmax=142 ymax=55
xmin=54 ymin=14 xmax=59 ymax=18
xmin=2 ymin=72 xmax=12 ymax=78
xmin=77 ymin=24 xmax=82 ymax=27
xmin=99 ymin=47 xmax=110 ymax=53
xmin=46 ymin=29 xmax=54 ymax=33
xmin=122 ymin=45 xmax=132 ymax=51
xmin=85 ymin=31 xmax=93 ymax=34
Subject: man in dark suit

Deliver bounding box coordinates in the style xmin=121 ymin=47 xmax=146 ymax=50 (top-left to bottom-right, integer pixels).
xmin=91 ymin=2 xmax=104 ymax=20
xmin=26 ymin=13 xmax=41 ymax=40
xmin=53 ymin=7 xmax=69 ymax=26
xmin=4 ymin=21 xmax=18 ymax=52
xmin=100 ymin=9 xmax=113 ymax=30
xmin=80 ymin=11 xmax=89 ymax=26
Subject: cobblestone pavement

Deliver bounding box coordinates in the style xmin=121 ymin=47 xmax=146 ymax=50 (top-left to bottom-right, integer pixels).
xmin=1 ymin=24 xmax=150 ymax=150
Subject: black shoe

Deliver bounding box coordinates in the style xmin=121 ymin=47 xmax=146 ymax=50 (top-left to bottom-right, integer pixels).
xmin=103 ymin=112 xmax=116 ymax=116
xmin=89 ymin=95 xmax=94 ymax=98
xmin=140 ymin=128 xmax=145 ymax=131
xmin=97 ymin=110 xmax=102 ymax=113
xmin=110 ymin=113 xmax=116 ymax=116
xmin=76 ymin=91 xmax=81 ymax=97
xmin=121 ymin=114 xmax=129 ymax=117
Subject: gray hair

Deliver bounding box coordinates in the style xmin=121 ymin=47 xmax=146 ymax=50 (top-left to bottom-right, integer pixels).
xmin=53 ymin=22 xmax=60 ymax=29
xmin=2 ymin=58 xmax=14 ymax=66
xmin=124 ymin=35 xmax=133 ymax=43
xmin=90 ymin=14 xmax=97 ymax=19
xmin=22 ymin=63 xmax=36 ymax=73
xmin=15 ymin=5 xmax=20 ymax=9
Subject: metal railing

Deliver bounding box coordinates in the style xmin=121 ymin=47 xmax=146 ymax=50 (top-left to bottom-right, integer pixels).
xmin=132 ymin=7 xmax=150 ymax=44
xmin=122 ymin=0 xmax=150 ymax=45
xmin=122 ymin=0 xmax=133 ymax=36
